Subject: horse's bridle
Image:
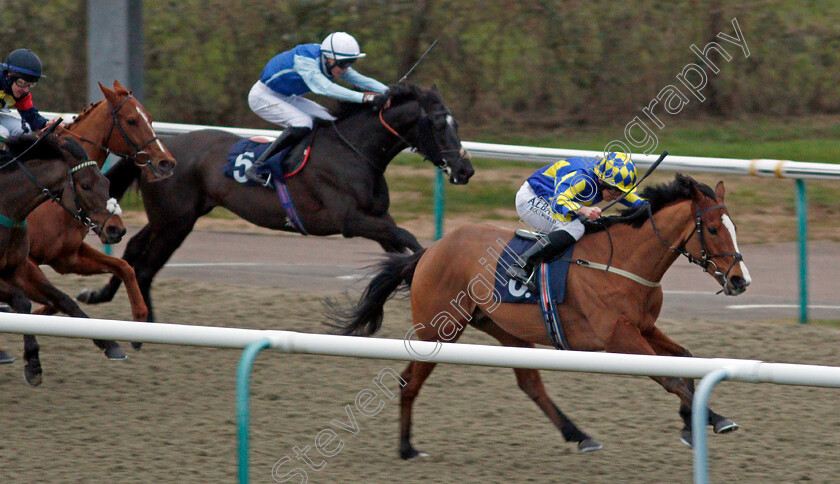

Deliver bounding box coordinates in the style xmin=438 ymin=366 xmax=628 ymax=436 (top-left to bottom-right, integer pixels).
xmin=648 ymin=202 xmax=744 ymax=283
xmin=378 ymin=105 xmax=463 ymax=175
xmin=75 ymin=94 xmax=162 ymax=175
xmin=13 ymin=156 xmax=121 ymax=234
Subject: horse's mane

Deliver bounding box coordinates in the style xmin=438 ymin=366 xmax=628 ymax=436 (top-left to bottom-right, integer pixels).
xmin=585 ymin=173 xmax=716 ymax=233
xmin=2 ymin=133 xmax=66 ymax=163
xmin=330 ymin=82 xmax=428 ymax=121
xmin=65 ymin=100 xmax=106 ymax=128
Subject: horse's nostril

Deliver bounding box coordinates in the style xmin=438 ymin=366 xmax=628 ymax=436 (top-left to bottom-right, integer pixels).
xmin=730 ymin=275 xmax=747 ymax=290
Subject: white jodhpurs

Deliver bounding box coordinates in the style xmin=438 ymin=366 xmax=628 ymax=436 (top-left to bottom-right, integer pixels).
xmin=247 ymin=81 xmax=336 ymax=130
xmin=514 ymin=182 xmax=585 ymax=240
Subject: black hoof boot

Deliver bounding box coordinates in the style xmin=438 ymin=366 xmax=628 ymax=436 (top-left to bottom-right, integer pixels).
xmin=24 ymin=358 xmax=42 ymax=386
xmin=94 ymin=340 xmax=128 ymax=360
xmin=399 ymin=441 xmax=429 ymax=460
xmin=578 ymin=437 xmax=603 ymax=452
xmin=0 ymin=349 xmax=15 ymax=364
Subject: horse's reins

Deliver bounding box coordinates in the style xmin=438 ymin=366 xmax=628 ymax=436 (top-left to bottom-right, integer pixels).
xmin=567 ymin=200 xmax=742 ymax=289
xmin=331 ymin=102 xmax=458 ymax=175
xmin=381 ymin=106 xmax=462 ymax=174
xmin=67 ymin=94 xmax=163 ymax=175
xmin=9 ymin=153 xmax=120 ymax=234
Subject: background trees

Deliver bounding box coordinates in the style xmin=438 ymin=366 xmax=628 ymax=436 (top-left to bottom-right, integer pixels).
xmin=3 ymin=0 xmax=838 ymax=135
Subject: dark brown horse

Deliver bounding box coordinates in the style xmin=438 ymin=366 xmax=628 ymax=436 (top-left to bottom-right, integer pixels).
xmin=329 ymin=174 xmax=751 ymax=457
xmin=83 ymin=83 xmax=474 ymax=322
xmin=0 ymin=134 xmax=127 ymax=385
xmin=27 ymin=81 xmax=176 ymax=334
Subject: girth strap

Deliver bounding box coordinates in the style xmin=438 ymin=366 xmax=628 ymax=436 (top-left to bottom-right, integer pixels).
xmin=572 ymin=259 xmax=661 ymax=287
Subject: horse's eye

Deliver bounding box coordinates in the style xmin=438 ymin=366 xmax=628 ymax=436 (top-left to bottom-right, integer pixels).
xmin=708 ymin=227 xmax=718 ymax=235
xmin=127 ymin=118 xmax=138 ymax=126
xmin=80 ymin=183 xmax=91 ymax=191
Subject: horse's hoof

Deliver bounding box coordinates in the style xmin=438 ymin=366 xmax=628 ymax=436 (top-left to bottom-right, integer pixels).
xmin=578 ymin=437 xmax=603 ymax=453
xmin=131 ymin=342 xmax=143 ymax=351
xmin=399 ymin=445 xmax=429 ymax=460
xmin=680 ymin=429 xmax=693 ymax=448
xmin=0 ymin=350 xmax=15 ymax=364
xmin=24 ymin=361 xmax=42 ymax=386
xmin=714 ymin=419 xmax=739 ymax=434
xmin=78 ymin=288 xmax=109 ymax=304
xmin=104 ymin=345 xmax=128 ymax=360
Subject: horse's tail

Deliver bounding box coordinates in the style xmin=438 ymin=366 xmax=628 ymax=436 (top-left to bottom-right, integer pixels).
xmin=325 ymin=248 xmax=426 ymax=336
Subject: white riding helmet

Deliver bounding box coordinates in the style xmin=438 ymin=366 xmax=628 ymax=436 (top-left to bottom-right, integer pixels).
xmin=320 ymin=32 xmax=366 ymax=60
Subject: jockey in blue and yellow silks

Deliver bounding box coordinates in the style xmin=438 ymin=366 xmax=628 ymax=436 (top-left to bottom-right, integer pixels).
xmin=507 ymin=152 xmax=647 ymax=290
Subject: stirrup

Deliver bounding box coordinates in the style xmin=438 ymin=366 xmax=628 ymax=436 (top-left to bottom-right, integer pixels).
xmin=244 ymin=165 xmax=272 ymax=187
xmin=507 ymin=266 xmax=537 ymax=292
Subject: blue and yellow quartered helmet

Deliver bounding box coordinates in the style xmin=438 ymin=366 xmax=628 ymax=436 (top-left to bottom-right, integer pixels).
xmin=594 ymin=152 xmax=637 ymax=193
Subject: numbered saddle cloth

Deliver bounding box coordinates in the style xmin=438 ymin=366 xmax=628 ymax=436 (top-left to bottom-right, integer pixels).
xmin=223 ymin=137 xmax=309 ymax=186
xmin=493 ymin=235 xmax=574 ymax=305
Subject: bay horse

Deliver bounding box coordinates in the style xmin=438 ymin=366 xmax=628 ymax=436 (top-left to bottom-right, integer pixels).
xmin=328 ymin=174 xmax=751 ymax=457
xmin=81 ymin=83 xmax=474 ymax=322
xmin=0 ymin=134 xmax=127 ymax=385
xmin=26 ymin=81 xmax=176 ymax=336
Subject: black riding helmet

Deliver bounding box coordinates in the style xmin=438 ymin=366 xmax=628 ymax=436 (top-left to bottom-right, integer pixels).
xmin=3 ymin=49 xmax=43 ymax=83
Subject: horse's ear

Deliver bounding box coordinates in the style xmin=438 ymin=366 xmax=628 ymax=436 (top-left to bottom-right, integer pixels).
xmin=99 ymin=82 xmax=118 ymax=106
xmin=715 ymin=180 xmax=725 ymax=203
xmin=113 ymin=79 xmax=129 ymax=94
xmin=431 ymin=84 xmax=439 ymax=92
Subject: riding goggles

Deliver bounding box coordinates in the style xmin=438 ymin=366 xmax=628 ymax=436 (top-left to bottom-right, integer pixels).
xmin=14 ymin=78 xmax=36 ymax=88
xmin=335 ymin=58 xmax=357 ymax=69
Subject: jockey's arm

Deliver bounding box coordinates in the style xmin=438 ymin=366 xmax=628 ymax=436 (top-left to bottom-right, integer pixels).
xmin=15 ymin=93 xmax=48 ymax=131
xmin=340 ymin=68 xmax=387 ymax=94
xmin=550 ymin=176 xmax=586 ymax=221
xmin=294 ymin=55 xmax=366 ymax=103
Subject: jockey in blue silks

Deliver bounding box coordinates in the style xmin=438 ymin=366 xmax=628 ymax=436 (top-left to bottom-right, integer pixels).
xmin=507 ymin=152 xmax=648 ymax=291
xmin=244 ymin=32 xmax=388 ymax=185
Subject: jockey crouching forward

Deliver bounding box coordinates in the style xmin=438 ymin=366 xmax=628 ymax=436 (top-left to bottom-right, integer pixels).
xmin=244 ymin=32 xmax=388 ymax=185
xmin=0 ymin=49 xmax=50 ymax=140
xmin=507 ymin=152 xmax=648 ymax=291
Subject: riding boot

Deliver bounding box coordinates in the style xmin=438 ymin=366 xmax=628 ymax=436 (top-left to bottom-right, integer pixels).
xmin=506 ymin=230 xmax=577 ymax=291
xmin=244 ymin=126 xmax=311 ymax=186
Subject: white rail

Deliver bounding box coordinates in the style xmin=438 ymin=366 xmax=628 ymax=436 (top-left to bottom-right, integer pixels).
xmin=1 ymin=312 xmax=839 ymax=387
xmin=42 ymin=112 xmax=840 ymax=180
xmin=2 ymin=312 xmax=840 ymax=484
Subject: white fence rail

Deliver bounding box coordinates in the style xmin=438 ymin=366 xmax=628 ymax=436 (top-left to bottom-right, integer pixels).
xmin=42 ymin=112 xmax=840 ymax=180
xmin=1 ymin=312 xmax=840 ymax=483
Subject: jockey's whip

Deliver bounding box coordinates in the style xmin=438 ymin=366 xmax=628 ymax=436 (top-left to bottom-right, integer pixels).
xmin=600 ymin=150 xmax=668 ymax=213
xmin=398 ymin=39 xmax=439 ymax=84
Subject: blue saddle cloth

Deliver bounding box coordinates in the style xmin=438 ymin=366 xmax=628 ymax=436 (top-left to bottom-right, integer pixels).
xmin=493 ymin=235 xmax=574 ymax=304
xmin=223 ymin=138 xmax=292 ymax=186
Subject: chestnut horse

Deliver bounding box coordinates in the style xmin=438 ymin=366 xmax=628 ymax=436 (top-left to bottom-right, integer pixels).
xmin=27 ymin=81 xmax=176 ymax=337
xmin=0 ymin=134 xmax=127 ymax=385
xmin=329 ymin=174 xmax=751 ymax=457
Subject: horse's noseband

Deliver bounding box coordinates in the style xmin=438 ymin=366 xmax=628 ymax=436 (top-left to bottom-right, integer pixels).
xmin=76 ymin=94 xmax=160 ymax=171
xmin=680 ymin=205 xmax=744 ymax=283
xmin=379 ymin=105 xmax=461 ymax=174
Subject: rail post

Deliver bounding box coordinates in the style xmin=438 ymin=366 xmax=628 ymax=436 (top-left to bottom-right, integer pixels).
xmin=237 ymin=338 xmax=272 ymax=484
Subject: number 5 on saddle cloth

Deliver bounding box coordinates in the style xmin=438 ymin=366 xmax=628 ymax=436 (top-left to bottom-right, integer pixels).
xmin=224 ymin=136 xmax=311 ymax=234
